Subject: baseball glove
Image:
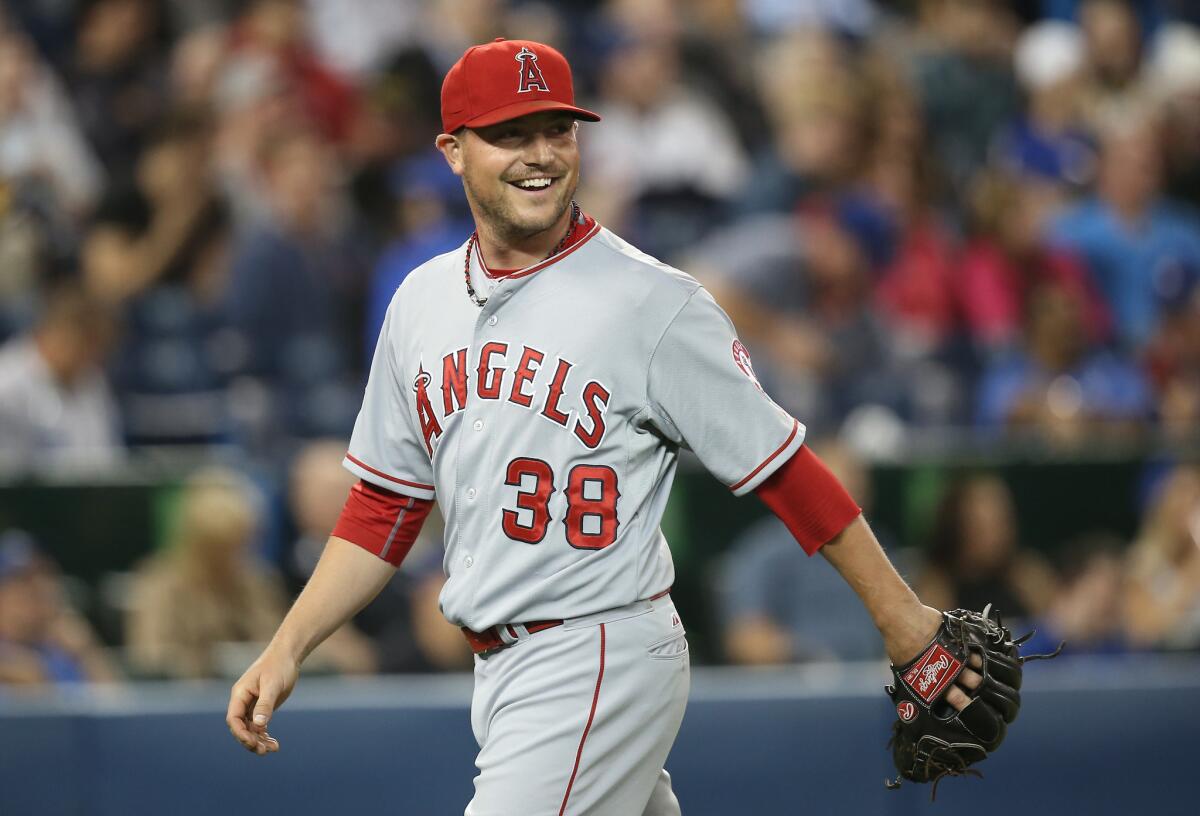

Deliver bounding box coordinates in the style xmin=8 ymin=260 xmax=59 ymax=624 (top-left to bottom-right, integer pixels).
xmin=884 ymin=604 xmax=1061 ymax=799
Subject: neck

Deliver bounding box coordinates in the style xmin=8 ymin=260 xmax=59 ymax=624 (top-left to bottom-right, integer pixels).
xmin=473 ymin=205 xmax=575 ymax=270
xmin=33 ymin=331 xmax=76 ymax=386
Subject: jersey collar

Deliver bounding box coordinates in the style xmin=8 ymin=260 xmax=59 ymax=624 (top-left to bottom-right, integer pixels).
xmin=475 ymin=211 xmax=600 ymax=280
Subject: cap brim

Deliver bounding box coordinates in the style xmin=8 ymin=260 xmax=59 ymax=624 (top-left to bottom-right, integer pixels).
xmin=460 ymin=99 xmax=601 ymax=131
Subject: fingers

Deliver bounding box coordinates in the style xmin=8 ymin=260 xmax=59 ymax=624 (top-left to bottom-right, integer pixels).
xmin=946 ymin=660 xmax=983 ymax=711
xmin=945 ymin=684 xmax=973 ymax=712
xmin=252 ymin=683 xmax=278 ymax=733
xmin=226 ymin=685 xmax=258 ymax=750
xmin=250 ymin=732 xmax=281 ymax=755
xmin=227 ymin=682 xmax=281 ymax=755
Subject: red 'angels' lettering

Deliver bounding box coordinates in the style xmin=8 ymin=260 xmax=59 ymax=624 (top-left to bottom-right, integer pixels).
xmin=573 ymin=381 xmax=610 ymax=449
xmin=508 ymin=347 xmax=544 ymax=408
xmin=541 ymin=358 xmax=572 ymax=426
xmin=413 ymin=368 xmax=441 ymax=456
xmin=442 ymin=348 xmax=469 ymax=415
xmin=418 ymin=346 xmax=611 ymax=453
xmin=477 ymin=342 xmax=508 ymax=400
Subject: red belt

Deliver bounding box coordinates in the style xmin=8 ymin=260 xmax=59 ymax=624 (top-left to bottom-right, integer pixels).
xmin=462 ymin=588 xmax=672 ymax=658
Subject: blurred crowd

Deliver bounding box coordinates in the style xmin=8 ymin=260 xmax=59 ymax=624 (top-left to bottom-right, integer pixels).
xmin=718 ymin=445 xmax=1200 ymax=664
xmin=2 ymin=0 xmax=1200 ymax=685
xmin=3 ymin=442 xmax=1199 ymax=685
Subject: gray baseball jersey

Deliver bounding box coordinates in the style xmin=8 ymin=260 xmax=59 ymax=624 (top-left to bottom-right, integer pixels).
xmin=344 ymin=223 xmax=805 ymax=632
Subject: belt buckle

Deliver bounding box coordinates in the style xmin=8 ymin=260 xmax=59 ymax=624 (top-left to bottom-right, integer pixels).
xmin=478 ymin=624 xmax=518 ymax=659
xmin=478 ymin=644 xmax=506 ymax=660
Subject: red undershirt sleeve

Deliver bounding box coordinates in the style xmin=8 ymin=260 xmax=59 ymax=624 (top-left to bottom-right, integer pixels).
xmin=753 ymin=445 xmax=862 ymax=556
xmin=332 ymin=480 xmax=434 ymax=567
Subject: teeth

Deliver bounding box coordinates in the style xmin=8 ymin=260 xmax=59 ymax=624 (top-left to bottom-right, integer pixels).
xmin=514 ymin=178 xmax=553 ymax=189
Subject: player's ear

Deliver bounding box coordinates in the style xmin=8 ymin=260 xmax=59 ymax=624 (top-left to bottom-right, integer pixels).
xmin=435 ymin=132 xmax=466 ymax=177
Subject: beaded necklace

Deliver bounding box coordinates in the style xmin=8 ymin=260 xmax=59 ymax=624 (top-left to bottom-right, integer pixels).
xmin=464 ymin=201 xmax=580 ymax=307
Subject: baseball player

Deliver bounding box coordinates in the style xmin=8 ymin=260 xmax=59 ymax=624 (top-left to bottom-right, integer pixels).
xmin=227 ymin=39 xmax=984 ymax=815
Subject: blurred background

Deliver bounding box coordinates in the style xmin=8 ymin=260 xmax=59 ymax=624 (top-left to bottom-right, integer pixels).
xmin=0 ymin=0 xmax=1198 ymax=814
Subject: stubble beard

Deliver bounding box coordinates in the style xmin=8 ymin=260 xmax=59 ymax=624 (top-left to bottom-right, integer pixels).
xmin=464 ymin=172 xmax=578 ymax=245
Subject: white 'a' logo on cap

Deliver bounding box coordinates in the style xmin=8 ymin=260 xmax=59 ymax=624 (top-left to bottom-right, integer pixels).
xmin=515 ymin=47 xmax=550 ymax=93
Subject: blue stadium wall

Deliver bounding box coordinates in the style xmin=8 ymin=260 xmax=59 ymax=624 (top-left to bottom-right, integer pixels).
xmin=1 ymin=657 xmax=1194 ymax=816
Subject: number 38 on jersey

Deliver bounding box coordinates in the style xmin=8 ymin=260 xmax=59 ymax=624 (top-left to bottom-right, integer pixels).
xmin=502 ymin=458 xmax=620 ymax=550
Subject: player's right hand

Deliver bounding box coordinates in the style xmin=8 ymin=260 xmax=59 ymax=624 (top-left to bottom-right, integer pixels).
xmin=226 ymin=647 xmax=299 ymax=755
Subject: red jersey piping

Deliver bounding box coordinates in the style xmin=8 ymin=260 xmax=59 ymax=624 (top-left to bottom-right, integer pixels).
xmin=558 ymin=623 xmax=606 ymax=816
xmin=729 ymin=419 xmax=801 ymax=492
xmin=474 ymin=221 xmax=601 ymax=282
xmin=344 ymin=453 xmax=435 ymax=491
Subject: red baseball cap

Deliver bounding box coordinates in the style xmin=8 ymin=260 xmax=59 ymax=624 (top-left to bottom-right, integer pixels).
xmin=441 ymin=38 xmax=601 ymax=134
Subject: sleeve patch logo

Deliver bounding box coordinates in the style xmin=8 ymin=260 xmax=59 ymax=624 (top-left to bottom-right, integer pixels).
xmin=731 ymin=340 xmax=762 ymax=390
xmin=901 ymin=643 xmax=962 ymax=704
xmin=896 ymin=701 xmax=917 ymax=722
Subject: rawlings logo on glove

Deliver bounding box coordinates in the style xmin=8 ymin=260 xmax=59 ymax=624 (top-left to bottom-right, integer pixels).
xmin=903 ymin=644 xmax=961 ymax=703
xmin=885 ymin=604 xmax=1062 ymax=800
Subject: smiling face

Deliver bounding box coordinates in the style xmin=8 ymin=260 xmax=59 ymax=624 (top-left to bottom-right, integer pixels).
xmin=437 ymin=111 xmax=580 ymax=244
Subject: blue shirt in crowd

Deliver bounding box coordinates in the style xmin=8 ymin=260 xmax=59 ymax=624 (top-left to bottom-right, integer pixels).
xmin=365 ymin=218 xmax=473 ymax=362
xmin=1049 ymin=199 xmax=1200 ymax=348
xmin=976 ymin=349 xmax=1154 ymax=427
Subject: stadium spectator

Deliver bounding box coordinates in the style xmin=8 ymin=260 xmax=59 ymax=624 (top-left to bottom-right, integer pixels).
xmin=906 ymin=0 xmax=1022 ymax=196
xmin=582 ymin=32 xmax=747 ymax=254
xmin=738 ymin=28 xmax=868 ymax=215
xmin=1150 ymin=23 xmax=1200 ymax=209
xmin=697 ymin=199 xmax=903 ymax=435
xmin=1142 ymin=260 xmax=1200 ymax=440
xmin=1025 ymin=533 xmax=1131 ymax=656
xmin=717 ymin=439 xmax=894 ymax=664
xmin=868 ymin=147 xmax=958 ymax=363
xmin=126 ymin=466 xmax=374 ymax=679
xmin=1123 ymin=465 xmax=1200 ymax=650
xmin=915 ymin=474 xmax=1058 ymax=624
xmin=228 ymin=0 xmax=362 ymax=147
xmin=0 ymin=530 xmax=122 ymax=685
xmin=66 ymin=0 xmax=168 ymax=179
xmin=975 ymin=279 xmax=1153 ymax=441
xmin=0 ymin=27 xmax=104 ymax=220
xmin=959 ymin=170 xmax=1108 ymax=355
xmin=1077 ymin=0 xmax=1157 ymax=130
xmin=78 ymin=113 xmax=240 ymax=445
xmin=168 ymin=23 xmax=229 ymax=116
xmin=303 ymin=0 xmax=422 ymax=81
xmin=284 ymin=439 xmax=466 ymax=672
xmin=1049 ymin=115 xmax=1200 ymax=351
xmin=81 ymin=113 xmax=223 ymax=306
xmin=992 ymin=20 xmax=1096 ymax=189
xmin=365 ymin=152 xmax=473 ymax=356
xmin=125 ymin=467 xmax=288 ymax=678
xmin=0 ymin=279 xmax=121 ymax=471
xmin=222 ymin=124 xmax=367 ymax=443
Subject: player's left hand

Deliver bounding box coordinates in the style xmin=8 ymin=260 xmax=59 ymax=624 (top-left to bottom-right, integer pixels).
xmin=881 ymin=603 xmax=982 ymax=712
xmin=884 ymin=605 xmax=1063 ymax=798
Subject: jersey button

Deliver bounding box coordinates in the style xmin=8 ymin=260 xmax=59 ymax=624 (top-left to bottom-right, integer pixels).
xmin=463 ymin=555 xmax=474 ymax=568
xmin=466 ymin=488 xmax=477 ymax=500
xmin=473 ymin=419 xmax=484 ymax=431
xmin=487 ymin=315 xmax=498 ymax=326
